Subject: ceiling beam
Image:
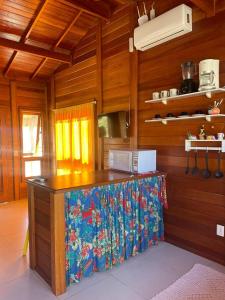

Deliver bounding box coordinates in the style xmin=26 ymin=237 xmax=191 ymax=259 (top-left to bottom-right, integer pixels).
xmin=189 ymin=0 xmax=216 ymax=17
xmin=3 ymin=0 xmax=49 ymax=77
xmin=30 ymin=58 xmax=48 ymax=80
xmin=59 ymin=0 xmax=111 ymax=20
xmin=0 ymin=37 xmax=71 ymax=63
xmin=30 ymin=11 xmax=82 ymax=79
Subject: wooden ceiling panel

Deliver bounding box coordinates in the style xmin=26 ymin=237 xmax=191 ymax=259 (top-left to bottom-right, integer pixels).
xmin=0 ymin=31 xmax=20 ymax=42
xmin=1 ymin=0 xmax=38 ymax=18
xmin=75 ymin=12 xmax=98 ymax=29
xmin=10 ymin=51 xmax=43 ymax=72
xmin=28 ymin=1 xmax=80 ymax=48
xmin=0 ymin=0 xmax=39 ymax=30
xmin=35 ymin=59 xmax=62 ymax=78
xmin=0 ymin=48 xmax=14 ymax=70
xmin=0 ymin=0 xmax=220 ymax=80
xmin=60 ymin=13 xmax=97 ymax=50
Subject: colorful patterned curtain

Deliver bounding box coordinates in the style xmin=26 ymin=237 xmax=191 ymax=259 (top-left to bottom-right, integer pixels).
xmin=54 ymin=103 xmax=95 ymax=175
xmin=65 ymin=175 xmax=167 ymax=286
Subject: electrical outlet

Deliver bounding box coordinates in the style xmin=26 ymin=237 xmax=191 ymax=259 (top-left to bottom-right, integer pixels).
xmin=216 ymin=225 xmax=224 ymax=237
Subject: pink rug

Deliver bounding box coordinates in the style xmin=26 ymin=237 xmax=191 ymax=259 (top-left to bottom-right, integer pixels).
xmin=151 ymin=264 xmax=225 ymax=300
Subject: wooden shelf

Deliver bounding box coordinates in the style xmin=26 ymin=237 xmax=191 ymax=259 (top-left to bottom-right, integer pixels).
xmin=145 ymin=114 xmax=225 ymax=124
xmin=145 ymin=88 xmax=225 ymax=104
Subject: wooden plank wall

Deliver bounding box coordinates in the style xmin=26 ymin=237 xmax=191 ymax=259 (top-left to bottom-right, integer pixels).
xmin=54 ymin=5 xmax=132 ymax=168
xmin=11 ymin=81 xmax=48 ymax=199
xmin=138 ymin=11 xmax=225 ymax=265
xmin=0 ymin=76 xmax=14 ymax=201
xmin=54 ymin=29 xmax=98 ymax=108
xmin=102 ymin=5 xmax=131 ymax=167
xmin=53 ymin=4 xmax=225 ymax=264
xmin=0 ymin=76 xmax=48 ymax=201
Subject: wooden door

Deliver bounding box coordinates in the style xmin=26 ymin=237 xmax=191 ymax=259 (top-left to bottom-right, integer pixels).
xmin=0 ymin=107 xmax=13 ymax=202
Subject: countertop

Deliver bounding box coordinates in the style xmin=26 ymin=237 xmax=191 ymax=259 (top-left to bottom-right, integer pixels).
xmin=27 ymin=170 xmax=165 ymax=193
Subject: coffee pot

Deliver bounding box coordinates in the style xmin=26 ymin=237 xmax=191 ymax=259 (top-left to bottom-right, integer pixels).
xmin=199 ymin=59 xmax=219 ymax=91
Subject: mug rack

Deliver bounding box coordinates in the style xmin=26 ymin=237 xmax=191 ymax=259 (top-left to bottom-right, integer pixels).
xmin=185 ymin=139 xmax=225 ymax=152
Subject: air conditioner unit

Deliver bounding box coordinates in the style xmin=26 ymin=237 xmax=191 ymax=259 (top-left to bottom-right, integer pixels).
xmin=134 ymin=4 xmax=192 ymax=51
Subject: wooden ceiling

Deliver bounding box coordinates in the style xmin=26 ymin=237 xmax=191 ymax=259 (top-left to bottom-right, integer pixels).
xmin=0 ymin=0 xmax=130 ymax=80
xmin=0 ymin=0 xmax=224 ymax=81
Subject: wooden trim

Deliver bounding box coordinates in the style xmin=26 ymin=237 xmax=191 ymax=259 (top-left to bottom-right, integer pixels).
xmin=10 ymin=82 xmax=20 ymax=200
xmin=28 ymin=185 xmax=36 ymax=269
xmin=49 ymin=77 xmax=57 ymax=175
xmin=0 ymin=37 xmax=71 ymax=64
xmin=3 ymin=0 xmax=49 ymax=76
xmin=50 ymin=192 xmax=66 ymax=295
xmin=30 ymin=58 xmax=48 ymax=80
xmin=43 ymin=86 xmax=50 ymax=177
xmin=129 ymin=2 xmax=138 ymax=149
xmin=54 ymin=11 xmax=82 ymax=49
xmin=23 ymin=0 xmax=49 ymax=41
xmin=96 ymin=22 xmax=103 ymax=170
xmin=31 ymin=11 xmax=82 ymax=79
xmin=59 ymin=0 xmax=111 ymax=20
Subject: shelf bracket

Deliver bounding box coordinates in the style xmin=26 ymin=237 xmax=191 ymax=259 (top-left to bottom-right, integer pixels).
xmin=206 ymin=115 xmax=212 ymax=122
xmin=162 ymin=119 xmax=167 ymax=125
xmin=162 ymin=99 xmax=168 ymax=105
xmin=205 ymin=91 xmax=212 ymax=98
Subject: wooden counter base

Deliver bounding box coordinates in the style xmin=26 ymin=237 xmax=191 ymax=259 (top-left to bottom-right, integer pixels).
xmin=27 ymin=170 xmax=165 ymax=295
xmin=28 ymin=185 xmax=66 ymax=295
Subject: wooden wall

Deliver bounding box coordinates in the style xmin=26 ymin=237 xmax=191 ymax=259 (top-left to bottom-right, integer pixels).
xmin=0 ymin=76 xmax=48 ymax=201
xmin=55 ymin=27 xmax=98 ymax=109
xmin=53 ymin=4 xmax=225 ymax=265
xmin=0 ymin=76 xmax=13 ymax=202
xmin=53 ymin=5 xmax=133 ymax=169
xmin=11 ymin=81 xmax=48 ymax=200
xmin=138 ymin=10 xmax=225 ymax=265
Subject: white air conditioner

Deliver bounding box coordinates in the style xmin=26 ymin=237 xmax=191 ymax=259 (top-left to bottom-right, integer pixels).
xmin=134 ymin=4 xmax=192 ymax=51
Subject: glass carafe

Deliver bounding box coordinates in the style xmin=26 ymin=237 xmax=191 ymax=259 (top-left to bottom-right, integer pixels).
xmin=181 ymin=61 xmax=195 ymax=80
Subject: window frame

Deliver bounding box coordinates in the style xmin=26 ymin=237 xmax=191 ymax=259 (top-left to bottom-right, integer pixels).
xmin=19 ymin=109 xmax=44 ymax=179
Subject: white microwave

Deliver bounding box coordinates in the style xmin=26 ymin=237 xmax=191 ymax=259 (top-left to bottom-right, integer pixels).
xmin=109 ymin=149 xmax=156 ymax=173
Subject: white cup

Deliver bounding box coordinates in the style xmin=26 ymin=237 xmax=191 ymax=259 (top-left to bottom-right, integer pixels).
xmin=152 ymin=92 xmax=160 ymax=99
xmin=160 ymin=90 xmax=169 ymax=98
xmin=169 ymin=88 xmax=179 ymax=97
xmin=217 ymin=133 xmax=224 ymax=140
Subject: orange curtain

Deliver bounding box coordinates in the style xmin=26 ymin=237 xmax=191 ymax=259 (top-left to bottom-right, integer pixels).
xmin=54 ymin=103 xmax=95 ymax=175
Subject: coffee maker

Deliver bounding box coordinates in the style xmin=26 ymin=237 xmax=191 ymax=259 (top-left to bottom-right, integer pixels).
xmin=180 ymin=61 xmax=197 ymax=94
xmin=199 ymin=59 xmax=219 ymax=91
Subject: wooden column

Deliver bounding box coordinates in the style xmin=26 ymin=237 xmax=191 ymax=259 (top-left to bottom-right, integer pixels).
xmin=28 ymin=185 xmax=36 ymax=268
xmin=49 ymin=77 xmax=57 ymax=175
xmin=96 ymin=22 xmax=104 ymax=170
xmin=129 ymin=3 xmax=138 ymax=149
xmin=50 ymin=193 xmax=66 ymax=295
xmin=10 ymin=81 xmax=20 ymax=200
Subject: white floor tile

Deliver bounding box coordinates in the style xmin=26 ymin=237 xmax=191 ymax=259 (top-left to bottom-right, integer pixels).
xmin=58 ymin=270 xmax=111 ymax=300
xmin=0 ymin=271 xmax=56 ymax=300
xmin=66 ymin=276 xmax=145 ymax=300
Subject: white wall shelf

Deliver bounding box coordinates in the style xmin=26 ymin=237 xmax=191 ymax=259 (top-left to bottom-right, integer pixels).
xmin=145 ymin=88 xmax=225 ymax=105
xmin=185 ymin=139 xmax=225 ymax=152
xmin=145 ymin=114 xmax=225 ymax=125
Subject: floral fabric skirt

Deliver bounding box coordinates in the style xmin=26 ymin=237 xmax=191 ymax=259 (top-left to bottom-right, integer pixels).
xmin=65 ymin=175 xmax=167 ymax=286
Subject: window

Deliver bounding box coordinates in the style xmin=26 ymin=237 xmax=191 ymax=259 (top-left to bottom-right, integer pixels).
xmin=54 ymin=103 xmax=95 ymax=175
xmin=21 ymin=112 xmax=43 ymax=178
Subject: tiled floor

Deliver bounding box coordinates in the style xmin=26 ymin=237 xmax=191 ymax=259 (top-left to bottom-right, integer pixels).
xmin=0 ymin=200 xmax=225 ymax=300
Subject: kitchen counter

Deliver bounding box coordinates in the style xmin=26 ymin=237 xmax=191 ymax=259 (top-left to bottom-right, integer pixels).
xmin=27 ymin=170 xmax=165 ymax=192
xmin=27 ymin=170 xmax=167 ymax=296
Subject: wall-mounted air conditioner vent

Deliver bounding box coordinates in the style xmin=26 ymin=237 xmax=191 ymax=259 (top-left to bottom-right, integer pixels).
xmin=134 ymin=4 xmax=192 ymax=51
